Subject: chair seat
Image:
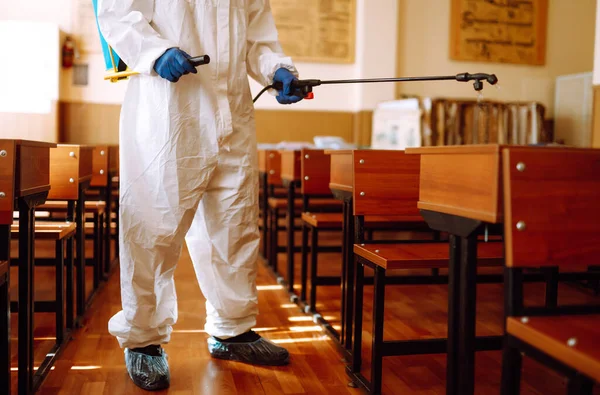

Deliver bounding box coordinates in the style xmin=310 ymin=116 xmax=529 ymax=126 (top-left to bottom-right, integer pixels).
xmin=302 ymin=213 xmax=343 ymax=228
xmin=507 ymin=315 xmax=600 ymax=383
xmin=268 ymin=197 xmax=341 ymax=210
xmin=11 ymin=221 xmax=76 ymax=241
xmin=302 ymin=213 xmax=427 ymax=230
xmin=353 ymin=242 xmax=504 ymax=270
xmin=38 ymin=200 xmax=106 ymax=214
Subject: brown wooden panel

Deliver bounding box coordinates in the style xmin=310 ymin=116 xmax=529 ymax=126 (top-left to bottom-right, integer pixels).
xmin=91 ymin=145 xmax=109 ymax=187
xmin=48 ymin=145 xmax=79 ymax=200
xmin=0 ymin=140 xmax=16 ymax=225
xmin=407 ymin=144 xmax=503 ymax=223
xmin=502 ymin=146 xmax=600 ymax=268
xmin=17 ymin=144 xmax=51 ymax=197
xmin=507 ymin=315 xmax=600 ymax=383
xmin=353 ymin=150 xmax=422 ymax=220
xmin=78 ymin=146 xmax=94 ymax=183
xmin=266 ymin=150 xmax=282 ymax=186
xmin=327 ymin=150 xmax=353 ymax=192
xmin=301 ymin=149 xmax=332 ymax=196
xmin=280 ymin=150 xmax=300 ymax=182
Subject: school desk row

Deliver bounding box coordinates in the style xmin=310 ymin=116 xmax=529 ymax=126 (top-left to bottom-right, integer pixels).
xmin=0 ymin=140 xmax=120 ymax=395
xmin=257 ymin=145 xmax=600 ymax=395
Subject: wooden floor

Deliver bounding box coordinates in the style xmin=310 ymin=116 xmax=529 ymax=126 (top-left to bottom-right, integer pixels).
xmin=10 ymin=233 xmax=600 ymax=394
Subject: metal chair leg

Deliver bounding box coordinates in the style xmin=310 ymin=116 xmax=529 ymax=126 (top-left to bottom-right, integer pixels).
xmin=500 ymin=336 xmax=522 ymax=395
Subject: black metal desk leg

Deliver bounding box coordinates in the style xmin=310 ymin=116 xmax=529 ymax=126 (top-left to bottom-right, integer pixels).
xmin=66 ymin=202 xmax=75 ymax=330
xmin=76 ymin=187 xmax=86 ymax=320
xmin=371 ymin=266 xmax=386 ymax=395
xmin=0 ymin=225 xmax=10 ymax=395
xmin=261 ymin=172 xmax=268 ymax=259
xmin=286 ymin=181 xmax=295 ymax=293
xmin=104 ymin=181 xmax=112 ymax=277
xmin=18 ymin=201 xmax=35 ymax=395
xmin=339 ymin=201 xmax=348 ymax=346
xmin=343 ymin=199 xmax=355 ymax=353
xmin=446 ymin=234 xmax=461 ymax=395
xmin=351 ymin=258 xmax=364 ymax=374
xmin=309 ymin=228 xmax=319 ymax=312
xmin=457 ymin=234 xmax=478 ymax=395
xmin=55 ymin=240 xmax=65 ymax=344
xmin=500 ymin=336 xmax=522 ymax=395
xmin=300 ymin=223 xmax=309 ymax=302
xmin=66 ymin=236 xmax=74 ymax=331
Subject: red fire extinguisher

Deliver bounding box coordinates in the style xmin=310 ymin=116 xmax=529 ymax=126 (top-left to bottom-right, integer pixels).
xmin=62 ymin=36 xmax=75 ymax=68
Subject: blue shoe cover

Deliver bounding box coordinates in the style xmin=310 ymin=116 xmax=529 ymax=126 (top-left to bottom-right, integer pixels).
xmin=125 ymin=345 xmax=170 ymax=391
xmin=208 ymin=332 xmax=290 ymax=366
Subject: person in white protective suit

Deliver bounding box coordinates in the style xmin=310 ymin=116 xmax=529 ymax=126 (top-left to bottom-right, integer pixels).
xmin=97 ymin=0 xmax=303 ymax=390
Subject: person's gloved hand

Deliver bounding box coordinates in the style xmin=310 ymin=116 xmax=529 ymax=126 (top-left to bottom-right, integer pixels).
xmin=273 ymin=68 xmax=303 ymax=105
xmin=154 ymin=48 xmax=197 ymax=83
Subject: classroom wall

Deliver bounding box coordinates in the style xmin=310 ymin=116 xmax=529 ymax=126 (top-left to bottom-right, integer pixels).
xmin=396 ymin=0 xmax=596 ymax=120
xmin=593 ymin=0 xmax=600 ymax=147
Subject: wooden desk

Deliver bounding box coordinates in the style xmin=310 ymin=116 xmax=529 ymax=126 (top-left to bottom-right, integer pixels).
xmin=0 ymin=139 xmax=55 ymax=395
xmin=406 ymin=144 xmax=548 ymax=395
xmin=48 ymin=145 xmax=94 ymax=321
xmin=280 ymin=150 xmax=301 ymax=293
xmin=325 ymin=149 xmax=355 ymax=356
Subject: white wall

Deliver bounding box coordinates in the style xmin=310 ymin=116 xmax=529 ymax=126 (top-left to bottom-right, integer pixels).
xmin=397 ymin=0 xmax=596 ymax=119
xmin=0 ymin=0 xmax=398 ymax=113
xmin=594 ymin=0 xmax=600 ymax=84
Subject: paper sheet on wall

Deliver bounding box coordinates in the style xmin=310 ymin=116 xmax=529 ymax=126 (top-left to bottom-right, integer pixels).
xmin=270 ymin=0 xmax=355 ymax=64
xmin=450 ymin=0 xmax=548 ymax=65
xmin=72 ymin=0 xmax=102 ymax=54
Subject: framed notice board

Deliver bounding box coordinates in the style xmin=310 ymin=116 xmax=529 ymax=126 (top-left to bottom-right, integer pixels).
xmin=270 ymin=0 xmax=356 ymax=64
xmin=450 ymin=0 xmax=548 ymax=66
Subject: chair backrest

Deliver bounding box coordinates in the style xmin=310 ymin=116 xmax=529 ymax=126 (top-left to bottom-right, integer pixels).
xmin=265 ymin=150 xmax=282 ymax=186
xmin=91 ymin=145 xmax=109 ymax=187
xmin=503 ymin=146 xmax=600 ymax=268
xmin=353 ymin=150 xmax=422 ymax=220
xmin=301 ymin=149 xmax=332 ymax=196
xmin=48 ymin=145 xmax=93 ymax=200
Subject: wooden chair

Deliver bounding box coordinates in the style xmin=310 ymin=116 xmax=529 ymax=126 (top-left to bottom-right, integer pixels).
xmin=41 ymin=145 xmax=94 ymax=321
xmin=266 ymin=150 xmax=341 ymax=278
xmin=500 ymin=147 xmax=600 ymax=395
xmin=10 ymin=222 xmax=76 ymax=349
xmin=349 ymin=150 xmax=505 ymax=395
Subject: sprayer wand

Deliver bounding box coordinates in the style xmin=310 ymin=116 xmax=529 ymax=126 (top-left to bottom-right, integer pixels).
xmin=253 ymin=72 xmax=498 ymax=103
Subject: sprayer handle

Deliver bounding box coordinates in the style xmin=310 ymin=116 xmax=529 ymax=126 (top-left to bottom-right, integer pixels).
xmin=189 ymin=55 xmax=210 ymax=67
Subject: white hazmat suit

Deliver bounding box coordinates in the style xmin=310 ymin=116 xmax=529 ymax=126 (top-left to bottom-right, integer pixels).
xmin=97 ymin=0 xmax=297 ymax=349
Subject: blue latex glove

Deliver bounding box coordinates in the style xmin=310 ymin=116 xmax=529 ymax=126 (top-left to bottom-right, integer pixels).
xmin=273 ymin=68 xmax=303 ymax=105
xmin=154 ymin=48 xmax=197 ymax=83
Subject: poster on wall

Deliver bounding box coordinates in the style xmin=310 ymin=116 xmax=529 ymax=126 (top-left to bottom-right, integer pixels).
xmin=72 ymin=0 xmax=102 ymax=54
xmin=270 ymin=0 xmax=356 ymax=64
xmin=449 ymin=0 xmax=548 ymax=66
